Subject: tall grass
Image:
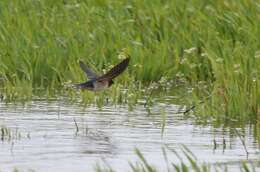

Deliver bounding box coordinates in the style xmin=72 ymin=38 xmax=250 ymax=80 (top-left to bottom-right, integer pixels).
xmin=0 ymin=0 xmax=259 ymax=121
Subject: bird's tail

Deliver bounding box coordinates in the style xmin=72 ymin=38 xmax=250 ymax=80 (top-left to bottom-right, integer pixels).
xmin=73 ymin=81 xmax=93 ymax=90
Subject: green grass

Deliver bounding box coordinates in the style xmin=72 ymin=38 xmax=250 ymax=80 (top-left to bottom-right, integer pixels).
xmin=0 ymin=0 xmax=259 ymax=122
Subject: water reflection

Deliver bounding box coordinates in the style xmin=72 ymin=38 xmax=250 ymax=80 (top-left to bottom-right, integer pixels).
xmin=0 ymin=99 xmax=259 ymax=172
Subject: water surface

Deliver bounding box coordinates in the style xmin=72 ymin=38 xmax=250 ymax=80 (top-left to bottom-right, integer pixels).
xmin=0 ymin=98 xmax=259 ymax=171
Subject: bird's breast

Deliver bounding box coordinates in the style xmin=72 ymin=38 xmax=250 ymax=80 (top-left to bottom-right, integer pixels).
xmin=93 ymin=80 xmax=109 ymax=91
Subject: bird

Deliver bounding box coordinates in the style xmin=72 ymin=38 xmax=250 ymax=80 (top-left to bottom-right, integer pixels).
xmin=74 ymin=57 xmax=130 ymax=91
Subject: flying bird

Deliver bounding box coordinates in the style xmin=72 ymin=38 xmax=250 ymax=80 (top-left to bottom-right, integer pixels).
xmin=74 ymin=57 xmax=130 ymax=91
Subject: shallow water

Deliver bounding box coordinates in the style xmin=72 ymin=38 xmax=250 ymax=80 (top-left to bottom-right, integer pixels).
xmin=0 ymin=98 xmax=259 ymax=172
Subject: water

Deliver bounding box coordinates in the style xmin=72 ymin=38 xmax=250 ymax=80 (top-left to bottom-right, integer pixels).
xmin=0 ymin=98 xmax=259 ymax=172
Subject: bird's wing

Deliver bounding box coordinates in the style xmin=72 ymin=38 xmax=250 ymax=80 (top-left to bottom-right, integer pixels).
xmin=97 ymin=57 xmax=130 ymax=81
xmin=79 ymin=60 xmax=99 ymax=79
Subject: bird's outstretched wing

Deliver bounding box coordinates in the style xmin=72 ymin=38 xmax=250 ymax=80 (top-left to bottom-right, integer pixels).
xmin=79 ymin=60 xmax=99 ymax=79
xmin=97 ymin=57 xmax=130 ymax=81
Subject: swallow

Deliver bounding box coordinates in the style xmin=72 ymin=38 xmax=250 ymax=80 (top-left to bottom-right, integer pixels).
xmin=74 ymin=57 xmax=130 ymax=91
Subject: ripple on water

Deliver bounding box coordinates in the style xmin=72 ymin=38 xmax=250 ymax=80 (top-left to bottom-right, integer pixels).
xmin=0 ymin=100 xmax=259 ymax=172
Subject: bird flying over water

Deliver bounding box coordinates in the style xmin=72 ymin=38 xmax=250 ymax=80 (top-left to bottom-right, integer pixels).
xmin=74 ymin=57 xmax=130 ymax=91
